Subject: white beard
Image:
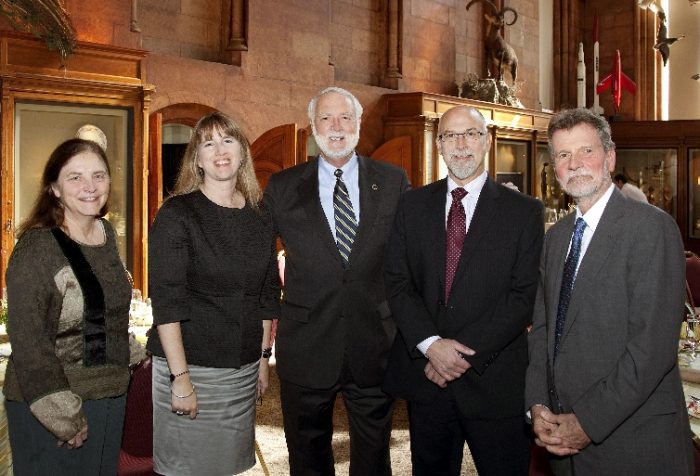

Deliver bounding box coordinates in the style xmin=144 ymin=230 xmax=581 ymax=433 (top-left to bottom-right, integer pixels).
xmin=312 ymin=123 xmax=360 ymax=161
xmin=558 ymin=158 xmax=612 ymax=200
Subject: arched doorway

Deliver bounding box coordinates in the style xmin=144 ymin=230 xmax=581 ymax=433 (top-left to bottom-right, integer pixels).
xmin=148 ymin=103 xmax=217 ymax=224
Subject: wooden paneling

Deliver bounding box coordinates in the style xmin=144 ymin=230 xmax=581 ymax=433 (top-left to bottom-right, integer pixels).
xmin=251 ymin=124 xmax=298 ymax=191
xmin=0 ymin=32 xmax=152 ymax=291
xmin=371 ymin=136 xmax=412 ymax=184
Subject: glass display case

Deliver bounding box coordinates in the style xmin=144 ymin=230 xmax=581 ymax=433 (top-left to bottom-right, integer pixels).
xmin=382 ymin=92 xmax=552 ymax=187
xmin=495 ymin=139 xmax=530 ymax=194
xmin=689 ymin=149 xmax=700 ymax=238
xmin=15 ymin=102 xmax=132 ymax=260
xmin=614 ymin=148 xmax=677 ymax=218
xmin=609 ymin=120 xmax=700 ymax=253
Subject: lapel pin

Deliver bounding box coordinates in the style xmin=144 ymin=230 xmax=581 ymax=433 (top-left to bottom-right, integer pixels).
xmin=372 ymin=183 xmax=378 ymax=191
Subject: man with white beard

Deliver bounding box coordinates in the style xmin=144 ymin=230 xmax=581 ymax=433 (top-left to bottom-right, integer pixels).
xmin=383 ymin=106 xmax=543 ymax=475
xmin=264 ymin=86 xmax=410 ymax=476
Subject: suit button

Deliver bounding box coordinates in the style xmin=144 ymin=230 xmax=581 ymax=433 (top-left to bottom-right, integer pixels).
xmin=437 ymin=300 xmax=444 ymax=306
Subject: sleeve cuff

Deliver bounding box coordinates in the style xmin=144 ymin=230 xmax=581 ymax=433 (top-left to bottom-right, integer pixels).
xmin=29 ymin=390 xmax=86 ymax=441
xmin=416 ymin=335 xmax=441 ymax=356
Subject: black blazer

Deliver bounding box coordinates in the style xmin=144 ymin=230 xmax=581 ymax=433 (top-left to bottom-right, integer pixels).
xmin=263 ymin=155 xmax=410 ymax=389
xmin=383 ymin=177 xmax=543 ymax=419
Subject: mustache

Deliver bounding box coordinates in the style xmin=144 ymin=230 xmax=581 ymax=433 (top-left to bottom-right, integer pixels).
xmin=564 ymin=168 xmax=594 ymax=179
xmin=448 ymin=149 xmax=475 ymax=160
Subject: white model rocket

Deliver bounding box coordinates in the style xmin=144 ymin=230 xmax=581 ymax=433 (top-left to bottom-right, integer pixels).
xmin=591 ymin=12 xmax=604 ymax=115
xmin=577 ymin=43 xmax=586 ymax=108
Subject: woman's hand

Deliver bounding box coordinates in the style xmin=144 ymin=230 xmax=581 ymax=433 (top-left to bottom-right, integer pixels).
xmin=171 ymin=376 xmax=198 ymax=420
xmin=59 ymin=423 xmax=89 ymax=449
xmin=257 ymin=359 xmax=270 ymax=400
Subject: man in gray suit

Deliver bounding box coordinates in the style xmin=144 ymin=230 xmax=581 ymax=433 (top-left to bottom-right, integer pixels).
xmin=525 ymin=108 xmax=694 ymax=475
xmin=264 ymin=87 xmax=409 ymax=476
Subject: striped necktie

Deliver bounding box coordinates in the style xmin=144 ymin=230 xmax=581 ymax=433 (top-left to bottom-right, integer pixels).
xmin=334 ymin=169 xmax=357 ymax=267
xmin=554 ymin=217 xmax=587 ymax=359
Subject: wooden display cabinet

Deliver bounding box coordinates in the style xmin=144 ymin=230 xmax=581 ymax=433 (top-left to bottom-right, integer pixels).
xmin=382 ymin=92 xmax=553 ymax=190
xmin=610 ymin=120 xmax=700 ymax=253
xmin=0 ymin=32 xmax=153 ymax=292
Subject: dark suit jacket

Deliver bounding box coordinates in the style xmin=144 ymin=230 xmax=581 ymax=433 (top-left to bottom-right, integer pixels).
xmin=525 ymin=188 xmax=693 ymax=475
xmin=263 ymin=155 xmax=410 ymax=389
xmin=383 ymin=177 xmax=544 ymax=419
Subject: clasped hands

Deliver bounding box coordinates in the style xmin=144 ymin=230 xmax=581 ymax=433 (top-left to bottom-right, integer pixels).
xmin=58 ymin=423 xmax=88 ymax=449
xmin=531 ymin=405 xmax=591 ymax=456
xmin=423 ymin=338 xmax=475 ymax=388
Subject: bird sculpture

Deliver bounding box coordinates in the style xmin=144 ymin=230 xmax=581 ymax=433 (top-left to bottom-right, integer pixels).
xmin=654 ymin=11 xmax=685 ymax=66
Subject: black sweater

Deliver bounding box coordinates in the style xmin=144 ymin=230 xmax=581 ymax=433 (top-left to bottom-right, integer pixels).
xmin=146 ymin=191 xmax=280 ymax=368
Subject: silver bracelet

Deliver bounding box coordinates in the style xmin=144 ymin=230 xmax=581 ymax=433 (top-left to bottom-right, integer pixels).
xmin=171 ymin=384 xmax=195 ymax=399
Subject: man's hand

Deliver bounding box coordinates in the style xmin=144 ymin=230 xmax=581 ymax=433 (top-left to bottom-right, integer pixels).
xmin=532 ymin=406 xmax=590 ymax=456
xmin=547 ymin=413 xmax=591 ymax=455
xmin=424 ymin=362 xmax=447 ymax=388
xmin=531 ymin=405 xmax=563 ymax=449
xmin=425 ymin=338 xmax=475 ymax=381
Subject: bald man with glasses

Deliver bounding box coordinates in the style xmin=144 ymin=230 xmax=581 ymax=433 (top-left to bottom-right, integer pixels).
xmin=383 ymin=106 xmax=544 ymax=475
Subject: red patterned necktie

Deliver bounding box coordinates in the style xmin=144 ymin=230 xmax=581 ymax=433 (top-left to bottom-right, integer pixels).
xmin=445 ymin=187 xmax=467 ymax=301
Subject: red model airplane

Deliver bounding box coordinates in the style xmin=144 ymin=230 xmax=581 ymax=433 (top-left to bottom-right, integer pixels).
xmin=596 ymin=50 xmax=636 ymax=114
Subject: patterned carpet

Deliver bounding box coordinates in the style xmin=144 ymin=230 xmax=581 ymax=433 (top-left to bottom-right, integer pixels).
xmin=242 ymin=361 xmax=478 ymax=476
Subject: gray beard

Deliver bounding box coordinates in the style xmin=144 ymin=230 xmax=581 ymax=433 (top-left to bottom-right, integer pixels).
xmin=312 ymin=125 xmax=360 ymax=161
xmin=446 ymin=151 xmax=480 ymax=180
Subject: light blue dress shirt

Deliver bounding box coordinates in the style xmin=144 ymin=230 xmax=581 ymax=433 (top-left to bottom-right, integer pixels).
xmin=318 ymin=154 xmax=361 ymax=241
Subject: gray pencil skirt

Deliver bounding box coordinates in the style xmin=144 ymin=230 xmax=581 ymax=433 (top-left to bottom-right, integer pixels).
xmin=152 ymin=356 xmax=259 ymax=476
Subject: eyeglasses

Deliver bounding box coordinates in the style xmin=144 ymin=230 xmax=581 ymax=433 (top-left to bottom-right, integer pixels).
xmin=439 ymin=129 xmax=486 ymax=143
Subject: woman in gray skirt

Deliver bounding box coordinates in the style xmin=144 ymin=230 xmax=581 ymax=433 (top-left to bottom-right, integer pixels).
xmin=146 ymin=112 xmax=279 ymax=475
xmin=4 ymin=139 xmax=132 ymax=475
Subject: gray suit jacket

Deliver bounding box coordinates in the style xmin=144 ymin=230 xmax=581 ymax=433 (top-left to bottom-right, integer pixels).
xmin=525 ymin=188 xmax=694 ymax=475
xmin=264 ymin=155 xmax=410 ymax=389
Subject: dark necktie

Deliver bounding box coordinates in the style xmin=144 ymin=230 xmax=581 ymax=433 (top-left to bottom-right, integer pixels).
xmin=554 ymin=217 xmax=587 ymax=359
xmin=445 ymin=187 xmax=467 ymax=301
xmin=334 ymin=169 xmax=357 ymax=267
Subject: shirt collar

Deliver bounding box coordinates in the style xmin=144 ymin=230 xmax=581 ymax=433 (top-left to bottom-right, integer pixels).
xmin=447 ymin=170 xmax=488 ymax=197
xmin=575 ymin=183 xmax=615 ymax=232
xmin=318 ymin=152 xmax=358 ymax=178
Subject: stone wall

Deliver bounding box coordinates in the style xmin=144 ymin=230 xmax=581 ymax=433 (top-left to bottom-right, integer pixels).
xmin=27 ymin=0 xmax=541 ymax=152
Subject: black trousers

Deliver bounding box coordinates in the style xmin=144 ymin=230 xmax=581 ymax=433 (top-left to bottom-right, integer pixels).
xmin=407 ymin=388 xmax=531 ymax=476
xmin=280 ymin=368 xmax=394 ymax=476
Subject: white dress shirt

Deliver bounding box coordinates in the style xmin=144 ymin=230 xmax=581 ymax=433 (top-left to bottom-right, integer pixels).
xmin=570 ymin=183 xmax=615 ymax=276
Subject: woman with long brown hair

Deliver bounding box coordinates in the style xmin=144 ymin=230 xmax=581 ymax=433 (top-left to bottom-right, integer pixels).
xmin=146 ymin=112 xmax=279 ymax=475
xmin=4 ymin=138 xmax=132 ymax=474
